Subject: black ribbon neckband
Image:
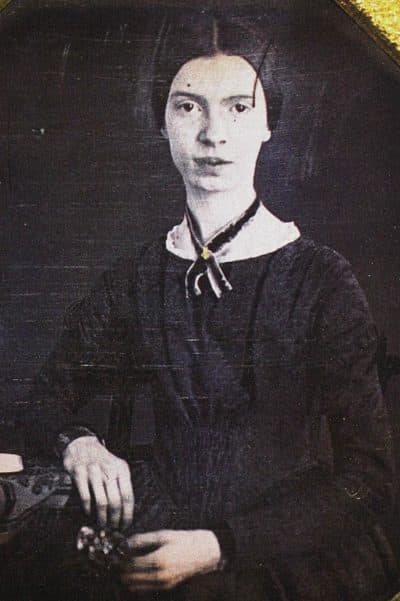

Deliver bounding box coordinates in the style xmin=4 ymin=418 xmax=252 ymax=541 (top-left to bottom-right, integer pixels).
xmin=184 ymin=197 xmax=261 ymax=299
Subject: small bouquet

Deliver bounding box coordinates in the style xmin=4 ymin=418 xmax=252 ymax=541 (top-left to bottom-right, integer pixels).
xmin=76 ymin=526 xmax=132 ymax=571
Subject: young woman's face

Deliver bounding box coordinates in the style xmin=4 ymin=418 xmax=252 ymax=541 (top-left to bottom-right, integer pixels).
xmin=163 ymin=54 xmax=271 ymax=194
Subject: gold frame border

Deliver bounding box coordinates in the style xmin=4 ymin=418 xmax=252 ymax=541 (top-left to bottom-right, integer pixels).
xmin=334 ymin=0 xmax=400 ymax=66
xmin=0 ymin=0 xmax=13 ymax=10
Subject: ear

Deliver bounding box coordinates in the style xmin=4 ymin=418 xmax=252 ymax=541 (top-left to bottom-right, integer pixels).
xmin=262 ymin=125 xmax=272 ymax=143
xmin=160 ymin=125 xmax=168 ymax=140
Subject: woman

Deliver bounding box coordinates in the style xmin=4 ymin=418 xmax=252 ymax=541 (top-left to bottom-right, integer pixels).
xmin=20 ymin=10 xmax=397 ymax=601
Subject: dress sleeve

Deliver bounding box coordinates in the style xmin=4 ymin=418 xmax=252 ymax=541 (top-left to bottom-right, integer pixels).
xmin=17 ymin=258 xmax=136 ymax=458
xmin=224 ymin=251 xmax=394 ymax=572
xmin=18 ymin=252 xmax=205 ymax=535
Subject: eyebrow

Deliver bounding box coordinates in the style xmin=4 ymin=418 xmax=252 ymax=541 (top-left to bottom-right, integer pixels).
xmin=170 ymin=91 xmax=255 ymax=103
xmin=170 ymin=91 xmax=204 ymax=102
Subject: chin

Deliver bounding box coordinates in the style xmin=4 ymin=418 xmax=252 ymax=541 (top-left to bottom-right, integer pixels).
xmin=190 ymin=175 xmax=238 ymax=194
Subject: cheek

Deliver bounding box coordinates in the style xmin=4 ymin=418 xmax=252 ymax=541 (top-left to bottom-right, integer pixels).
xmin=168 ymin=127 xmax=196 ymax=159
xmin=230 ymin=115 xmax=266 ymax=144
xmin=232 ymin=129 xmax=263 ymax=158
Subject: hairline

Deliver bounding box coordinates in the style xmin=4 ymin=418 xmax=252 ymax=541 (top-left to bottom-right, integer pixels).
xmin=170 ymin=52 xmax=265 ymax=91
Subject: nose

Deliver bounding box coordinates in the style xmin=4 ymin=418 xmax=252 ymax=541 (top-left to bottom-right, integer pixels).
xmin=197 ymin=109 xmax=226 ymax=146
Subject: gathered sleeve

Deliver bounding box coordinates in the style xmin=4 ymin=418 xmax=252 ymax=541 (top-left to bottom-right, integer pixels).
xmin=224 ymin=251 xmax=394 ymax=572
xmin=17 ymin=253 xmax=201 ymax=534
xmin=17 ymin=258 xmax=137 ymax=458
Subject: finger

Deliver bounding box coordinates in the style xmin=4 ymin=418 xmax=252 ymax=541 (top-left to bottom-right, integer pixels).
xmin=127 ymin=531 xmax=165 ymax=551
xmin=87 ymin=467 xmax=108 ymax=527
xmin=104 ymin=478 xmax=122 ymax=529
xmin=121 ymin=570 xmax=161 ymax=584
xmin=124 ymin=576 xmax=175 ymax=593
xmin=120 ymin=551 xmax=160 ymax=573
xmin=127 ymin=583 xmax=164 ymax=593
xmin=121 ymin=571 xmax=166 ymax=592
xmin=73 ymin=466 xmax=91 ymax=515
xmin=117 ymin=473 xmax=134 ymax=529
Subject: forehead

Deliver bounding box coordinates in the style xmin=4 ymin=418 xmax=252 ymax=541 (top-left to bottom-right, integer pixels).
xmin=169 ymin=54 xmax=262 ymax=99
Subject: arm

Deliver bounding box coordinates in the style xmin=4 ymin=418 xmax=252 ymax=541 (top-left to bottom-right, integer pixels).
xmin=18 ymin=260 xmax=136 ymax=458
xmin=17 ymin=259 xmax=136 ymax=527
xmin=224 ymin=253 xmax=394 ymax=571
xmin=18 ymin=254 xmax=200 ymax=532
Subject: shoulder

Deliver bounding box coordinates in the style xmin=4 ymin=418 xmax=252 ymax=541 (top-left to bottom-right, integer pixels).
xmin=65 ymin=239 xmax=165 ymax=328
xmin=298 ymin=239 xmax=366 ymax=300
xmin=288 ymin=241 xmax=375 ymax=339
xmin=268 ymin=237 xmax=372 ymax=322
xmin=276 ymin=237 xmax=359 ymax=289
xmin=100 ymin=237 xmax=166 ymax=291
xmin=275 ymin=236 xmax=349 ymax=270
xmin=267 ymin=236 xmax=355 ymax=289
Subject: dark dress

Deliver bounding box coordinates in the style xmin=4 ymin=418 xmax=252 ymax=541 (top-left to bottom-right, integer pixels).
xmin=20 ymin=236 xmax=398 ymax=600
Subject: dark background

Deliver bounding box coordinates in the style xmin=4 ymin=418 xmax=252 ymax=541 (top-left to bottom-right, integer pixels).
xmin=1 ymin=0 xmax=399 ymax=447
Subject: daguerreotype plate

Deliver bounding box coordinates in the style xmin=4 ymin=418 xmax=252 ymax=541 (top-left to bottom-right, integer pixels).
xmin=1 ymin=2 xmax=400 ymax=600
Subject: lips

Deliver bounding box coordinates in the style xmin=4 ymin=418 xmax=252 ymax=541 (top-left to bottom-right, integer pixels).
xmin=194 ymin=157 xmax=233 ymax=166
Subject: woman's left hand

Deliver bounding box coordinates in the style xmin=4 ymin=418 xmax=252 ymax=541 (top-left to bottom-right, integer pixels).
xmin=120 ymin=529 xmax=221 ymax=593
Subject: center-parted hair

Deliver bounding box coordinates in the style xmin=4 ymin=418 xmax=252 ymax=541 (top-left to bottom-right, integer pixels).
xmin=151 ymin=9 xmax=282 ymax=132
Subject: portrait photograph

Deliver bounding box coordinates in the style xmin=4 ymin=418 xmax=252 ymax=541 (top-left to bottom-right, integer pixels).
xmin=1 ymin=1 xmax=400 ymax=599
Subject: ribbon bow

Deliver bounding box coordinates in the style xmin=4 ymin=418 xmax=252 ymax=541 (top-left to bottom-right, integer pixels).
xmin=184 ymin=198 xmax=260 ymax=299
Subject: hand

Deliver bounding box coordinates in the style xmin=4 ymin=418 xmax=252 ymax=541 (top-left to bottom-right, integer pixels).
xmin=120 ymin=529 xmax=221 ymax=593
xmin=63 ymin=436 xmax=134 ymax=530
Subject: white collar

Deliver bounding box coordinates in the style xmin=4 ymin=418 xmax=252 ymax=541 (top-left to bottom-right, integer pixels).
xmin=165 ymin=203 xmax=300 ymax=262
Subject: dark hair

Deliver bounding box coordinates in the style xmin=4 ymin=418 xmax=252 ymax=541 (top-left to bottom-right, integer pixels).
xmin=151 ymin=9 xmax=282 ymax=131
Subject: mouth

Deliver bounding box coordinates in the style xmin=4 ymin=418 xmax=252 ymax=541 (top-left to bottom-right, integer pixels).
xmin=194 ymin=157 xmax=233 ymax=167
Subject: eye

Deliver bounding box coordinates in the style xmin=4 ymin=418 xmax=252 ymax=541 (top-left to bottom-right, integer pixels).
xmin=177 ymin=101 xmax=199 ymax=113
xmin=232 ymin=103 xmax=250 ymax=114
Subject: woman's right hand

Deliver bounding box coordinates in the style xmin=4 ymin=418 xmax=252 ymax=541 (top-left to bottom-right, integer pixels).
xmin=63 ymin=436 xmax=134 ymax=530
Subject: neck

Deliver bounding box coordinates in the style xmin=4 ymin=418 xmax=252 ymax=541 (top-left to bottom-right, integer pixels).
xmin=185 ymin=185 xmax=258 ymax=242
